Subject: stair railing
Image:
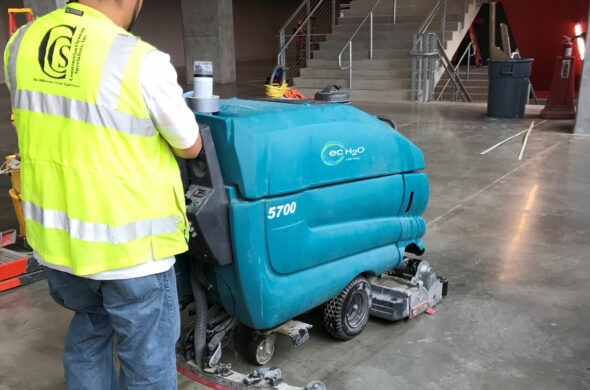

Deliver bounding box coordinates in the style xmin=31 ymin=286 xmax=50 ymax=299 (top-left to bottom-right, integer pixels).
xmin=411 ymin=0 xmax=485 ymax=102
xmin=411 ymin=33 xmax=471 ymax=102
xmin=409 ymin=0 xmax=444 ymax=101
xmin=337 ymin=0 xmax=400 ymax=89
xmin=416 ymin=0 xmax=447 ymax=46
xmin=436 ymin=40 xmax=474 ymax=101
xmin=277 ymin=0 xmax=345 ymax=81
xmin=410 ymin=0 xmax=447 ymax=101
xmin=435 ymin=34 xmax=471 ymax=102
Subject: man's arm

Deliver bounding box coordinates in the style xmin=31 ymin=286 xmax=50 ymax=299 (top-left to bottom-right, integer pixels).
xmin=171 ymin=136 xmax=202 ymax=159
xmin=139 ymin=50 xmax=202 ymax=159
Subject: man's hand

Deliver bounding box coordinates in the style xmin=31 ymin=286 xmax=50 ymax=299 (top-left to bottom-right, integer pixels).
xmin=172 ymin=135 xmax=202 ymax=159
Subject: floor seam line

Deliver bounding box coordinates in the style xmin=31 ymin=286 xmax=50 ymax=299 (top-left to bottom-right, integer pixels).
xmin=427 ymin=141 xmax=562 ymax=227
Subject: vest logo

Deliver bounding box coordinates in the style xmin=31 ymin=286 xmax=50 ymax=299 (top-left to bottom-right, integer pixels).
xmin=321 ymin=141 xmax=366 ymax=166
xmin=38 ymin=24 xmax=77 ymax=79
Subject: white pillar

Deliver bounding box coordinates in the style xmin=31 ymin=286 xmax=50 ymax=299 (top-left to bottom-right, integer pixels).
xmin=574 ymin=10 xmax=590 ymax=134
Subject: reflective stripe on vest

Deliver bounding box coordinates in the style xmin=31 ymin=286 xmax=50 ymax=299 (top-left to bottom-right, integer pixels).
xmin=6 ymin=21 xmax=33 ymax=98
xmin=9 ymin=32 xmax=156 ymax=137
xmin=97 ymin=34 xmax=139 ymax=109
xmin=23 ymin=201 xmax=180 ymax=245
xmin=13 ymin=89 xmax=156 ymax=137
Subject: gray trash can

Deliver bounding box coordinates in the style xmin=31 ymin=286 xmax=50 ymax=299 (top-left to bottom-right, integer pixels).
xmin=487 ymin=59 xmax=534 ymax=118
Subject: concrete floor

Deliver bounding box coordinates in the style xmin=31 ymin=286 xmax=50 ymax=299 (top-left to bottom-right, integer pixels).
xmin=1 ymin=61 xmax=589 ymax=390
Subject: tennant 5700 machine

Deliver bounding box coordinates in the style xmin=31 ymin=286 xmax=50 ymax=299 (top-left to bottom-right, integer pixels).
xmin=176 ymin=95 xmax=447 ymax=389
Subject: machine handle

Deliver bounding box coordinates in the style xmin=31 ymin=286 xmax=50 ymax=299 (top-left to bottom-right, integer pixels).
xmin=377 ymin=115 xmax=398 ymax=130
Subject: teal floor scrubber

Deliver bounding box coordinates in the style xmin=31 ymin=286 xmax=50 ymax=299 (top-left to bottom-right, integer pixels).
xmin=175 ymin=96 xmax=447 ymax=389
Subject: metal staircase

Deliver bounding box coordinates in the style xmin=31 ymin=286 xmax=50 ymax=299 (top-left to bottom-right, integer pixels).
xmin=279 ymin=0 xmax=483 ymax=103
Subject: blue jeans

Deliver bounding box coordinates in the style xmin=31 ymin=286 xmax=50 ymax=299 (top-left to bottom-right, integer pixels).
xmin=44 ymin=266 xmax=181 ymax=390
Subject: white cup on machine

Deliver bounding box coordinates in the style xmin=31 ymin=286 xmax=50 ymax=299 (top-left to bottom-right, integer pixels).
xmin=193 ymin=61 xmax=213 ymax=98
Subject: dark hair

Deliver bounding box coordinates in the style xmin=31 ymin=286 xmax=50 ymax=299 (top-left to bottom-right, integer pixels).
xmin=67 ymin=0 xmax=124 ymax=3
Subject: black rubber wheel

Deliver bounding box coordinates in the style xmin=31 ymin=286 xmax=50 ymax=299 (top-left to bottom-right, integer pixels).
xmin=246 ymin=334 xmax=276 ymax=366
xmin=323 ymin=277 xmax=371 ymax=340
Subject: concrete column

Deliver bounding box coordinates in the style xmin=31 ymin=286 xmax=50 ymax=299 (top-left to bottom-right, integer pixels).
xmin=574 ymin=10 xmax=590 ymax=134
xmin=22 ymin=0 xmax=65 ymax=17
xmin=180 ymin=0 xmax=236 ymax=84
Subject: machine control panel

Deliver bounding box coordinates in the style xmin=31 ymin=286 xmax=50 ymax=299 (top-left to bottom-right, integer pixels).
xmin=185 ymin=185 xmax=209 ymax=240
xmin=180 ymin=124 xmax=233 ymax=266
xmin=186 ymin=186 xmax=209 ymax=209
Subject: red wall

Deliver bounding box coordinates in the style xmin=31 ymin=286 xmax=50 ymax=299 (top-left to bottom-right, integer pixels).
xmin=501 ymin=0 xmax=589 ymax=96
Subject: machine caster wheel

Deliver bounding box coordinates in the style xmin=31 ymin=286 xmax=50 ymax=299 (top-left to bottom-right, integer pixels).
xmin=306 ymin=381 xmax=327 ymax=390
xmin=323 ymin=276 xmax=371 ymax=340
xmin=247 ymin=333 xmax=276 ymax=366
xmin=305 ymin=381 xmax=327 ymax=390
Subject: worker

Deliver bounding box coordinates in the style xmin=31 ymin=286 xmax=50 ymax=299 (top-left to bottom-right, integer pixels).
xmin=4 ymin=0 xmax=201 ymax=388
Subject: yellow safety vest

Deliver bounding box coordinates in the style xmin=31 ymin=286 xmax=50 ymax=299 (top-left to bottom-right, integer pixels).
xmin=4 ymin=3 xmax=188 ymax=275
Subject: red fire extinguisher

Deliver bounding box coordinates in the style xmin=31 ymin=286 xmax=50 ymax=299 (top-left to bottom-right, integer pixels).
xmin=562 ymin=36 xmax=573 ymax=57
xmin=540 ymin=36 xmax=576 ymax=119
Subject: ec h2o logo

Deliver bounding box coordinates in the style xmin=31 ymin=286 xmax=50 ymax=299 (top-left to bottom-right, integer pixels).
xmin=321 ymin=141 xmax=366 ymax=166
xmin=321 ymin=142 xmax=345 ymax=166
xmin=38 ymin=24 xmax=77 ymax=79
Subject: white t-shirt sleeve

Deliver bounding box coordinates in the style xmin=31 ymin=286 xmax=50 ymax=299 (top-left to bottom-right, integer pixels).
xmin=139 ymin=50 xmax=199 ymax=149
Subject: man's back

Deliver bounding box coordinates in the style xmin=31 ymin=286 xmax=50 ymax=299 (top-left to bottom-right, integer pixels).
xmin=6 ymin=3 xmax=189 ymax=275
xmin=4 ymin=1 xmax=201 ymax=388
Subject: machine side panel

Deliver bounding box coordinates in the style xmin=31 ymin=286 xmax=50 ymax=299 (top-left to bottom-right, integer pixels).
xmin=396 ymin=172 xmax=429 ymax=255
xmin=217 ymin=175 xmax=427 ymax=329
xmin=399 ymin=173 xmax=429 ymax=220
xmin=265 ymin=174 xmax=405 ymax=275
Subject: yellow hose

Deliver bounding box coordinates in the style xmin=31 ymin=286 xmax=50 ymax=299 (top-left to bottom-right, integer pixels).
xmin=265 ymin=81 xmax=288 ymax=98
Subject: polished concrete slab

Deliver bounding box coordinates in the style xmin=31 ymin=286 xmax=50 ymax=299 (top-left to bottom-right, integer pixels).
xmin=1 ymin=64 xmax=589 ymax=390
